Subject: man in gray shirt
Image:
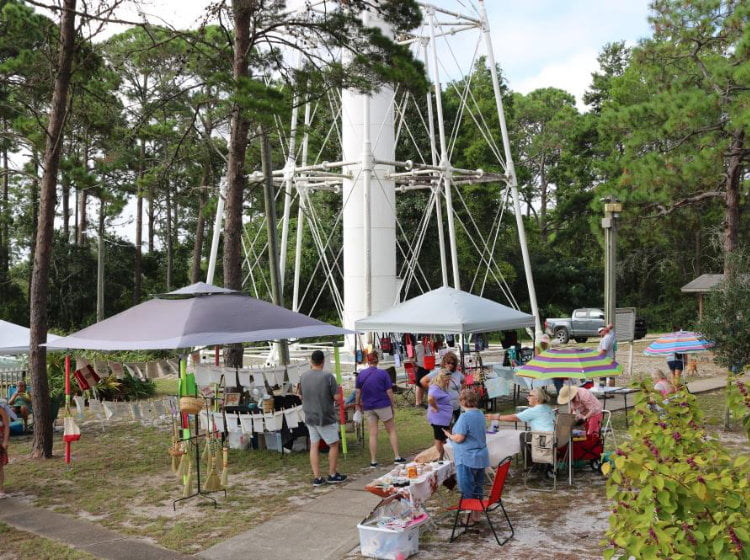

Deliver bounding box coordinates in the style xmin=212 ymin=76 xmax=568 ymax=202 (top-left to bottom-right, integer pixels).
xmin=298 ymin=350 xmax=347 ymax=486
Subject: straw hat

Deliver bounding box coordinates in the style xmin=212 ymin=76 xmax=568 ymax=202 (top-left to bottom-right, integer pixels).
xmin=557 ymin=385 xmax=578 ymax=405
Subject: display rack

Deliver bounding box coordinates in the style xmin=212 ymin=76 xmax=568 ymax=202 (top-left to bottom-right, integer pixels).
xmin=173 ymin=397 xmax=227 ymax=510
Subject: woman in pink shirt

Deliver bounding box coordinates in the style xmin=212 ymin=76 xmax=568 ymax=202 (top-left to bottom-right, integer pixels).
xmin=557 ymin=385 xmax=603 ymax=437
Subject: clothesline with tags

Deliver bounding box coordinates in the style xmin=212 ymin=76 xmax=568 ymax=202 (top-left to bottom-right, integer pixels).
xmin=199 ymin=404 xmax=305 ymax=435
xmin=192 ymin=361 xmax=307 ymax=392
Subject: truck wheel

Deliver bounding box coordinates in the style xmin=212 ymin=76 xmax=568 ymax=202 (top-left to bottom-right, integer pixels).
xmin=554 ymin=328 xmax=570 ymax=344
xmin=574 ymin=337 xmax=588 ymax=343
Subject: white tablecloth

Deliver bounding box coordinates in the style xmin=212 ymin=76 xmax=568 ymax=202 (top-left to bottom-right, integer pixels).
xmin=444 ymin=428 xmax=522 ymax=467
xmin=365 ymin=461 xmax=455 ymax=506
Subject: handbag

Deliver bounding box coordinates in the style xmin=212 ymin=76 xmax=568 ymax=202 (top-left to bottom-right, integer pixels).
xmin=380 ymin=334 xmax=392 ymax=354
xmin=404 ymin=334 xmax=414 ymax=358
xmin=422 ymin=337 xmax=436 ymax=370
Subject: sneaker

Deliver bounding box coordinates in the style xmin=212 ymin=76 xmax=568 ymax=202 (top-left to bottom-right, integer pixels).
xmin=394 ymin=457 xmax=407 ymax=464
xmin=312 ymin=477 xmax=326 ymax=487
xmin=370 ymin=462 xmax=378 ymax=468
xmin=327 ymin=472 xmax=347 ymax=484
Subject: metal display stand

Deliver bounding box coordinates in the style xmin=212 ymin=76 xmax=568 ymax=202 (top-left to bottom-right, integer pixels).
xmin=173 ymin=402 xmax=227 ymax=510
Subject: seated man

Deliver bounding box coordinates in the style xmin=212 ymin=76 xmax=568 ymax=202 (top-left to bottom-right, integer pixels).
xmin=8 ymin=380 xmax=31 ymax=432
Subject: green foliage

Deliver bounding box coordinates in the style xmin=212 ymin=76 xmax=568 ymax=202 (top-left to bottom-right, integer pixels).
xmin=604 ymin=382 xmax=750 ymax=559
xmin=699 ymin=251 xmax=750 ymax=372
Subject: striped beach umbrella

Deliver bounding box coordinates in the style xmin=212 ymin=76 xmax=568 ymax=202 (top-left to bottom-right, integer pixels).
xmin=643 ymin=331 xmax=714 ymax=356
xmin=515 ymin=347 xmax=623 ymax=380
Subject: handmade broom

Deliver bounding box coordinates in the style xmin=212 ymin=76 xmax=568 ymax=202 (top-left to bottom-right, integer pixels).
xmin=220 ymin=446 xmax=229 ymax=488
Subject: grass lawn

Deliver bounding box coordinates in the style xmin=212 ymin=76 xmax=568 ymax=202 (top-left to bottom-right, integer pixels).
xmin=1 ymin=387 xmax=745 ymax=558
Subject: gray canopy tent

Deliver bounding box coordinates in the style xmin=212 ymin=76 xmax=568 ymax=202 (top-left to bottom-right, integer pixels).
xmin=47 ymin=282 xmax=351 ymax=351
xmin=46 ymin=282 xmax=354 ymax=501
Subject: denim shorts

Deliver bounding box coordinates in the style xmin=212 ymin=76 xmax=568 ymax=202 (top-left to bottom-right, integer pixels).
xmin=456 ymin=463 xmax=485 ymax=499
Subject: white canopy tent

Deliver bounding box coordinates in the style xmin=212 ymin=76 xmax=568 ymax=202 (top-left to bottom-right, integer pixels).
xmin=354 ymin=286 xmax=534 ymax=334
xmin=0 ymin=320 xmax=61 ymax=354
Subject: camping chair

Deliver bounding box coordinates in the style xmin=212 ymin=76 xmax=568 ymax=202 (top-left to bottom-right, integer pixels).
xmin=448 ymin=456 xmax=514 ymax=546
xmin=396 ymin=362 xmax=418 ymax=406
xmin=524 ymin=412 xmax=576 ymax=490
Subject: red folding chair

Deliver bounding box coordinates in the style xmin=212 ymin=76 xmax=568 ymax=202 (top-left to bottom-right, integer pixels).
xmin=397 ymin=362 xmax=418 ymax=405
xmin=448 ymin=456 xmax=514 ymax=546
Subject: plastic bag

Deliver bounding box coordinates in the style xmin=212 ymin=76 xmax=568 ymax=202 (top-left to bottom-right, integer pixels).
xmin=352 ymin=409 xmax=363 ymax=424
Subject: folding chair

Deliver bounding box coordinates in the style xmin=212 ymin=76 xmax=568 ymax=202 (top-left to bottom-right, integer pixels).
xmin=448 ymin=456 xmax=514 ymax=546
xmin=600 ymin=409 xmax=615 ymax=448
xmin=398 ymin=362 xmax=418 ymax=405
xmin=524 ymin=412 xmax=576 ymax=490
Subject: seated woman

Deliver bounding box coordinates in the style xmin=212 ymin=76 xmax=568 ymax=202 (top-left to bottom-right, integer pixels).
xmin=557 ymin=385 xmax=603 ymax=437
xmin=488 ymin=388 xmax=555 ymax=431
xmin=487 ymin=388 xmax=555 ymax=461
xmin=652 ymin=368 xmax=677 ymax=397
xmin=8 ymin=380 xmax=31 ymax=432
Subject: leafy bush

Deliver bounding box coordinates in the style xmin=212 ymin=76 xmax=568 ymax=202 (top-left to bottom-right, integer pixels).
xmin=603 ymin=382 xmax=750 ymax=559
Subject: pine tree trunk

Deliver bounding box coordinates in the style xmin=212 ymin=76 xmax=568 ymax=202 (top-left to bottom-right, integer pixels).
xmin=29 ymin=0 xmax=77 ymax=459
xmin=223 ymin=0 xmax=253 ymax=368
xmin=191 ymin=177 xmax=208 ymax=284
xmin=134 ymin=139 xmax=145 ymax=304
xmin=723 ymin=129 xmax=743 ymax=277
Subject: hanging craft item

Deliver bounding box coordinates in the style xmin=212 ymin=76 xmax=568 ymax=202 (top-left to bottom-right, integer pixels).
xmin=73 ymin=363 xmax=101 ymax=392
xmin=183 ymin=459 xmax=194 ymax=498
xmin=168 ymin=422 xmax=185 ymax=473
xmin=220 ymin=446 xmax=229 ymax=488
xmin=380 ymin=333 xmax=392 ymax=354
xmin=423 ymin=337 xmax=436 ymax=370
xmin=63 ymin=415 xmax=81 ymax=442
xmin=405 ymin=334 xmax=414 ymax=358
xmin=203 ymin=435 xmax=222 ymax=492
xmin=179 ymin=396 xmax=203 ymax=415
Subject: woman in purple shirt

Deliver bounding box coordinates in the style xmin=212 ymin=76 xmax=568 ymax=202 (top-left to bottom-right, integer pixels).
xmin=427 ymin=371 xmax=453 ymax=460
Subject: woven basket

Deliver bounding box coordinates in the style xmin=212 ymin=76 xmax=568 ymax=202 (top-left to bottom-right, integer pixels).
xmin=180 ymin=396 xmax=203 ymax=415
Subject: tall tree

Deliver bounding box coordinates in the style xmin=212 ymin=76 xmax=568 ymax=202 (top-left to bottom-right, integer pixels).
xmin=600 ymin=0 xmax=750 ymax=277
xmin=28 ymin=0 xmax=77 ymax=458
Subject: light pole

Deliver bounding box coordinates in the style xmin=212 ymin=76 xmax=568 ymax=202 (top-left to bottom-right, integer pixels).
xmin=601 ymin=197 xmax=622 ymax=328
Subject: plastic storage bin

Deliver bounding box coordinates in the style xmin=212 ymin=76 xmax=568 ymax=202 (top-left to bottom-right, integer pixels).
xmin=357 ymin=520 xmax=420 ymax=560
xmin=263 ymin=431 xmax=283 ymax=452
xmin=357 ymin=495 xmax=428 ymax=560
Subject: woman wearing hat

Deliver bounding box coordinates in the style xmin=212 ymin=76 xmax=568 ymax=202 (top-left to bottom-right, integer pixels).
xmin=557 ymin=384 xmax=603 ymax=437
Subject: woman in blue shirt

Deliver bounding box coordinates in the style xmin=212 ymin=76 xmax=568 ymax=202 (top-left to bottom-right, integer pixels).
xmin=489 ymin=387 xmax=555 ymax=431
xmin=444 ymin=388 xmax=490 ymax=524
